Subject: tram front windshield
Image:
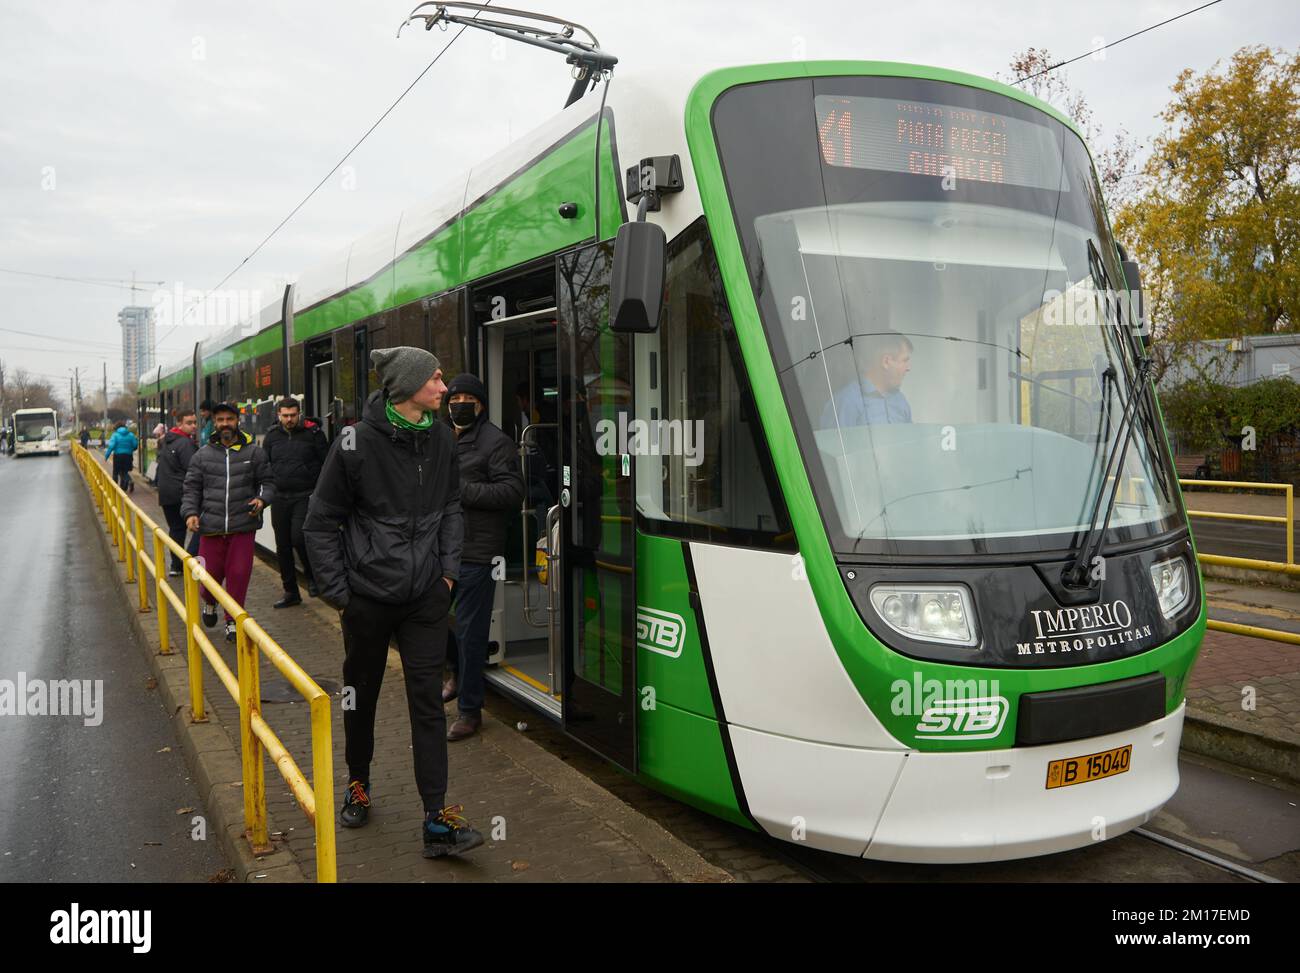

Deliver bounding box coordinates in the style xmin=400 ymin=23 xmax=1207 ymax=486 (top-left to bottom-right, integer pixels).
xmin=712 ymin=75 xmax=1181 ymax=556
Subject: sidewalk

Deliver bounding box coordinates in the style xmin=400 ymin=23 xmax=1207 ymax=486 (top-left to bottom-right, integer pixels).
xmin=1184 ymin=581 xmax=1300 ymax=781
xmin=91 ymin=455 xmax=727 ymax=883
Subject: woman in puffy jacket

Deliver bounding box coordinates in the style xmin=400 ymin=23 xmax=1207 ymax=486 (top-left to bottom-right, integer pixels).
xmin=103 ymin=421 xmax=139 ymax=492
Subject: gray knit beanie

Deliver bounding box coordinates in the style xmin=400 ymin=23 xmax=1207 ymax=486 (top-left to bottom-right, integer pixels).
xmin=370 ymin=346 xmax=440 ymax=402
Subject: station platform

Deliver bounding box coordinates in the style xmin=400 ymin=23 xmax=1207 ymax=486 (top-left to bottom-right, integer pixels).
xmin=89 ymin=454 xmax=728 ymax=883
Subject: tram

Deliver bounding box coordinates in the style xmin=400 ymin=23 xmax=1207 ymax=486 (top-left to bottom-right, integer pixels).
xmin=138 ymin=59 xmax=1205 ymax=862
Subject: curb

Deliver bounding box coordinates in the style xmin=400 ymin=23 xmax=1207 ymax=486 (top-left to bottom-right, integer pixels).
xmin=1182 ymin=708 xmax=1300 ymax=784
xmin=80 ymin=460 xmax=307 ymax=883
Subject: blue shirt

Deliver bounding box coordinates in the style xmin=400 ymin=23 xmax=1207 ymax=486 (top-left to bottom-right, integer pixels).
xmin=821 ymin=379 xmax=912 ymax=428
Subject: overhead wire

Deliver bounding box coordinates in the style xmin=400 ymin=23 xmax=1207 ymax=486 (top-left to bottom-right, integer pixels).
xmin=156 ymin=0 xmax=495 ymax=351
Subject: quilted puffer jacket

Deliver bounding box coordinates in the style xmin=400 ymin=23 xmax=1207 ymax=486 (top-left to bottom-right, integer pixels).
xmin=180 ymin=428 xmax=276 ymax=535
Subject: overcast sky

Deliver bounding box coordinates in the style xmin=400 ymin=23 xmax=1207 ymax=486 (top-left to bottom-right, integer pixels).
xmin=0 ymin=0 xmax=1295 ymax=399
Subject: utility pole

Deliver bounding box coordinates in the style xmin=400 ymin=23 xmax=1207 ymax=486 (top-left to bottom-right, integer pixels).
xmin=102 ymin=361 xmax=108 ymax=433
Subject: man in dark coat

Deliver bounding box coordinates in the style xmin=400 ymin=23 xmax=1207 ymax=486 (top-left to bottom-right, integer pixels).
xmin=441 ymin=373 xmax=524 ymax=741
xmin=181 ymin=402 xmax=275 ymax=644
xmin=303 ymin=346 xmax=482 ymax=859
xmin=262 ymin=397 xmax=328 ymax=607
xmin=156 ymin=408 xmax=201 ymax=576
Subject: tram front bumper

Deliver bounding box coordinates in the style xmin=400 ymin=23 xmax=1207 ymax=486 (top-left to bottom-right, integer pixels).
xmin=864 ymin=702 xmax=1184 ymax=864
xmin=729 ymin=702 xmax=1184 ymax=863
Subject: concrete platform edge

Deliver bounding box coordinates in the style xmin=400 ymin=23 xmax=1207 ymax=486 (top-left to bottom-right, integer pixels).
xmin=1183 ymin=709 xmax=1300 ymax=784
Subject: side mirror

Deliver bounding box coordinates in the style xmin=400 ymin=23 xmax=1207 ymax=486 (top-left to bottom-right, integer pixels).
xmin=610 ymin=221 xmax=665 ymax=333
xmin=1120 ymin=253 xmax=1148 ymax=351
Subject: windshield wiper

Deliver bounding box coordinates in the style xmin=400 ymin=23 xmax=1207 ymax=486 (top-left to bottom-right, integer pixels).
xmin=1064 ymin=355 xmax=1153 ymax=588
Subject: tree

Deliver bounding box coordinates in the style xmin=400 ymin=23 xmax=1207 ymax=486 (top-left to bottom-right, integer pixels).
xmin=1003 ymin=48 xmax=1142 ymax=207
xmin=3 ymin=367 xmax=65 ymax=413
xmin=1114 ymin=47 xmax=1300 ymax=355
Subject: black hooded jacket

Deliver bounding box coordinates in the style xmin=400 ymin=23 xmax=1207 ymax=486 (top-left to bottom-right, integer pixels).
xmin=262 ymin=419 xmax=328 ymax=497
xmin=449 ymin=409 xmax=526 ymax=565
xmin=303 ymin=390 xmax=463 ymax=608
xmin=156 ymin=428 xmax=198 ymax=507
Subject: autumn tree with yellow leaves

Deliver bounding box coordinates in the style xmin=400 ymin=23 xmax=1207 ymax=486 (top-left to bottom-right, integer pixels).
xmin=1114 ymin=46 xmax=1300 ymax=368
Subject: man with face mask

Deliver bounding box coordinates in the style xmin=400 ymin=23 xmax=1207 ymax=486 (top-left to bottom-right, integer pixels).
xmin=441 ymin=373 xmax=524 ymax=741
xmin=181 ymin=402 xmax=276 ymax=644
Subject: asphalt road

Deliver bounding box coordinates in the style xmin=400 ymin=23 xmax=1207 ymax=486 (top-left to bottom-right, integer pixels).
xmin=1190 ymin=516 xmax=1290 ymax=563
xmin=0 ymin=448 xmax=228 ymax=882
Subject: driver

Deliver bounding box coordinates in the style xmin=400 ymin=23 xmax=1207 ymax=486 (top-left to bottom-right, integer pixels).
xmin=822 ymin=330 xmax=914 ymax=427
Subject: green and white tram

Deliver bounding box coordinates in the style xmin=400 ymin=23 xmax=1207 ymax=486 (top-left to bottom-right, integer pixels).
xmin=139 ymin=60 xmax=1205 ymax=863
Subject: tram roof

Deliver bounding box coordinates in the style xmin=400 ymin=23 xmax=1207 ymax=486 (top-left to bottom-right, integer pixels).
xmin=146 ymin=60 xmax=1078 ymax=389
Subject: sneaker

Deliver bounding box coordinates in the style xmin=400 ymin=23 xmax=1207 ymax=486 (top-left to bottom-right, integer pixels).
xmin=201 ymin=603 xmax=218 ymax=629
xmin=340 ymin=780 xmax=371 ymax=828
xmin=422 ymin=805 xmax=483 ymax=858
xmin=224 ymin=620 xmax=236 ymax=643
xmin=168 ymin=566 xmax=182 ymax=578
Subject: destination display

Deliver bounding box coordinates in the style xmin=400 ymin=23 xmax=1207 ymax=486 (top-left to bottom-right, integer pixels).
xmin=814 ymin=93 xmax=1067 ymax=191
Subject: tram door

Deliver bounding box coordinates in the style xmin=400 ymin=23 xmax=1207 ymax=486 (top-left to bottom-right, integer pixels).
xmin=556 ymin=241 xmax=637 ymax=772
xmin=305 ymin=338 xmax=334 ymax=440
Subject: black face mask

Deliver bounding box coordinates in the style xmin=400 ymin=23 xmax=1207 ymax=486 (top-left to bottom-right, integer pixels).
xmin=449 ymin=402 xmax=478 ymax=428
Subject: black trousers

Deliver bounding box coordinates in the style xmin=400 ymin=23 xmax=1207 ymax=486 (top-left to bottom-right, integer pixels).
xmin=111 ymin=453 xmax=133 ymax=490
xmin=160 ymin=503 xmax=200 ymax=571
xmin=271 ymin=494 xmax=314 ymax=595
xmin=341 ymin=584 xmax=453 ymax=813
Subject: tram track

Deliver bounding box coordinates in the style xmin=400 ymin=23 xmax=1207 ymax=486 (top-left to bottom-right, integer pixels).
xmin=771 ymin=826 xmax=1288 ymax=884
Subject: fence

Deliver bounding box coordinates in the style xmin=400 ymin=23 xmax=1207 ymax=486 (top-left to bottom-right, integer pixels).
xmin=71 ymin=444 xmax=337 ymax=882
xmin=1180 ymin=477 xmax=1300 ymax=647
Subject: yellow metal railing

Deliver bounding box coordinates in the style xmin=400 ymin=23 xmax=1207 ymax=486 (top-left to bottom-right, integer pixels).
xmin=1179 ymin=478 xmax=1294 ymax=565
xmin=1173 ymin=478 xmax=1300 ymax=647
xmin=71 ymin=444 xmax=336 ymax=882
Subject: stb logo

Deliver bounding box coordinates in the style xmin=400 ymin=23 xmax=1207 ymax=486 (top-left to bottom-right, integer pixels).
xmin=915 ymin=697 xmax=1009 ymax=740
xmin=636 ymin=607 xmax=685 ymax=659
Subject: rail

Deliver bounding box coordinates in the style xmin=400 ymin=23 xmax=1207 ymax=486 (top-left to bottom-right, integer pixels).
xmin=70 ymin=444 xmax=336 ymax=882
xmin=1179 ymin=478 xmax=1294 ymax=565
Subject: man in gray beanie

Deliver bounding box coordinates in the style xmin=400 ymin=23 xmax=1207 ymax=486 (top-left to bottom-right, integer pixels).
xmin=304 ymin=346 xmax=483 ymax=858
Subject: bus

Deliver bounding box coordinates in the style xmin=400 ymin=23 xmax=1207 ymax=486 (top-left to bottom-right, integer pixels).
xmin=12 ymin=407 xmax=60 ymax=456
xmin=138 ymin=60 xmax=1204 ymax=863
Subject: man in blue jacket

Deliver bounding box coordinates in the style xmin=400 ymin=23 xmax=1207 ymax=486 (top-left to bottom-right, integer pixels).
xmin=103 ymin=421 xmax=139 ymax=492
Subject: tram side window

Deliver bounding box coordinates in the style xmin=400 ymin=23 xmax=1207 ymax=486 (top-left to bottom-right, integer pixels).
xmin=427 ymin=290 xmax=464 ymax=377
xmin=637 ymin=218 xmax=794 ymax=548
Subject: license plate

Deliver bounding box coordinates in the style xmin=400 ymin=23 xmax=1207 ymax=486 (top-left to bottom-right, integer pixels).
xmin=1045 ymin=744 xmax=1132 ymax=789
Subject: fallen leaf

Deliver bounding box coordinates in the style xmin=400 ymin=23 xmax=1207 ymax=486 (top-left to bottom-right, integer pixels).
xmin=144 ymin=677 xmax=158 ymax=690
xmin=156 ymin=747 xmax=171 ymax=753
xmin=511 ymin=860 xmax=530 ymax=871
xmin=176 ymin=807 xmax=194 ymax=815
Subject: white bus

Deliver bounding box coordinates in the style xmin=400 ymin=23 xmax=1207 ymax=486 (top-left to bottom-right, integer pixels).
xmin=12 ymin=408 xmax=60 ymax=456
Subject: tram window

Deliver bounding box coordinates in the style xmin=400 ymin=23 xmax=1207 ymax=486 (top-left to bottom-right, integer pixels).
xmin=637 ymin=218 xmax=794 ymax=548
xmin=427 ymin=290 xmax=464 ymax=377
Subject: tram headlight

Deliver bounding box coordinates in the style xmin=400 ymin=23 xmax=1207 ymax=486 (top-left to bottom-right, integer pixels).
xmin=868 ymin=584 xmax=978 ymax=647
xmin=1149 ymin=556 xmax=1190 ymax=618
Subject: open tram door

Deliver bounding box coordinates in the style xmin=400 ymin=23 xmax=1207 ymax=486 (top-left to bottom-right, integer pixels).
xmin=555 ymin=241 xmax=638 ymax=772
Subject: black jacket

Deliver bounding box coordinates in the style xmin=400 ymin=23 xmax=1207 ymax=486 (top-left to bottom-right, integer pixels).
xmin=303 ymin=390 xmax=463 ymax=608
xmin=262 ymin=420 xmax=328 ymax=497
xmin=450 ymin=412 xmax=525 ymax=565
xmin=156 ymin=428 xmax=198 ymax=507
xmin=180 ymin=429 xmax=276 ymax=535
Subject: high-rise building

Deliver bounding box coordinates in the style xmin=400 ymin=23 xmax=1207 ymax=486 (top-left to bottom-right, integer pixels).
xmin=119 ymin=306 xmax=155 ymax=390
